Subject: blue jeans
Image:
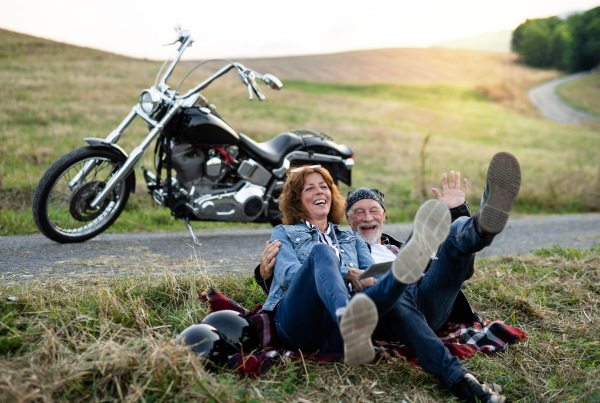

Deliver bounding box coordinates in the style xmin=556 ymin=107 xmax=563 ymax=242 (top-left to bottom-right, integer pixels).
xmin=274 ymin=243 xmax=408 ymax=354
xmin=373 ymin=216 xmax=494 ymax=389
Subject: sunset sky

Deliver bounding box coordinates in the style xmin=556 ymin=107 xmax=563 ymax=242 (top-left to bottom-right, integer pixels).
xmin=1 ymin=0 xmax=599 ymax=60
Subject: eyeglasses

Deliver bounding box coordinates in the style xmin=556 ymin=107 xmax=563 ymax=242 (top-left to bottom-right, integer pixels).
xmin=289 ymin=164 xmax=321 ymax=173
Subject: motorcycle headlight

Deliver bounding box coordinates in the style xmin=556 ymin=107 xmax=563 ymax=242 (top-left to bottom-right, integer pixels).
xmin=139 ymin=90 xmax=159 ymax=114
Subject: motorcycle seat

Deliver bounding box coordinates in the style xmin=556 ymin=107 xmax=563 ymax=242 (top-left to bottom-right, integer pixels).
xmin=238 ymin=132 xmax=303 ymax=166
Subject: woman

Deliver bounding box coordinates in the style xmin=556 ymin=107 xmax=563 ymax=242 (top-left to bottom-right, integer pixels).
xmin=262 ymin=165 xmax=432 ymax=366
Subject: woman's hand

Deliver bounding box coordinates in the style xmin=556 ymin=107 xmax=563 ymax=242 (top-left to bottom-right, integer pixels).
xmin=347 ymin=267 xmax=378 ymax=291
xmin=259 ymin=240 xmax=281 ymax=280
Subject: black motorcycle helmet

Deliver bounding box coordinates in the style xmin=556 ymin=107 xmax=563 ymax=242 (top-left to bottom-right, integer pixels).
xmin=176 ymin=323 xmax=229 ymax=367
xmin=201 ymin=310 xmax=260 ymax=354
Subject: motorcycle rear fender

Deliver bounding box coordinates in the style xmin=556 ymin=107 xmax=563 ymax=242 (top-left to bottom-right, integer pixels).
xmin=338 ymin=158 xmax=354 ymax=185
xmin=275 ymin=150 xmax=354 ymax=186
xmin=300 ymin=133 xmax=353 ymax=159
xmin=84 ymin=138 xmax=136 ymax=192
xmin=290 ymin=133 xmax=354 ymax=186
xmin=316 ymin=157 xmax=353 ymax=186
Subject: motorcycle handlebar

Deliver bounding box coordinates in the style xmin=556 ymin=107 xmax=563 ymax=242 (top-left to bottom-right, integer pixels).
xmin=237 ymin=66 xmax=268 ymax=101
xmin=161 ymin=27 xmax=282 ymax=102
xmin=246 ymin=70 xmax=266 ymax=101
xmin=250 ymin=79 xmax=265 ymax=101
xmin=170 ymin=24 xmax=192 ymax=46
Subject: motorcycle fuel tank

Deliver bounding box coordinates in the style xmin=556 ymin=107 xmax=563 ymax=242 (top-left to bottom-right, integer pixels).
xmin=176 ymin=107 xmax=240 ymax=145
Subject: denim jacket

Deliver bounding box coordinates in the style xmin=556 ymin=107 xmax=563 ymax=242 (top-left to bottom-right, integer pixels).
xmin=262 ymin=222 xmax=374 ymax=312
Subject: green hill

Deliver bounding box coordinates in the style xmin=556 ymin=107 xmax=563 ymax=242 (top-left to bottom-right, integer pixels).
xmin=1 ymin=29 xmax=599 ymax=236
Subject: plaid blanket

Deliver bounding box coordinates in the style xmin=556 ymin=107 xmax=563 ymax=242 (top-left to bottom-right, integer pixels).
xmin=198 ymin=288 xmax=527 ymax=376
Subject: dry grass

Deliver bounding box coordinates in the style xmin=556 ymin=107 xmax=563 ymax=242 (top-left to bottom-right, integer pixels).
xmin=2 ymin=29 xmax=600 ymax=236
xmin=192 ymin=48 xmax=559 ymax=118
xmin=1 ymin=246 xmax=599 ymax=402
xmin=231 ymin=48 xmax=555 ymax=85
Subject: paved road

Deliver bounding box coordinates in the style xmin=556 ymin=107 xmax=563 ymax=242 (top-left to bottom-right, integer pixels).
xmin=528 ymin=71 xmax=598 ymax=124
xmin=2 ymin=214 xmax=599 ymax=284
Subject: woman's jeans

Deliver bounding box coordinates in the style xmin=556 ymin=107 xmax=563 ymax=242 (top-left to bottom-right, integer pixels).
xmin=373 ymin=215 xmax=494 ymax=389
xmin=274 ymin=243 xmax=408 ymax=355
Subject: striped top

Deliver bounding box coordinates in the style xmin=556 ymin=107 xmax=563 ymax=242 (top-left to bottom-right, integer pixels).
xmin=305 ymin=221 xmax=342 ymax=264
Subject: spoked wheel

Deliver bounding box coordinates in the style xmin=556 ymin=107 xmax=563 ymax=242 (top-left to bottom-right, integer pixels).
xmin=32 ymin=147 xmax=134 ymax=243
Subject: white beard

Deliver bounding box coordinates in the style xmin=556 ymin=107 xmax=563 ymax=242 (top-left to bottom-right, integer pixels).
xmin=357 ymin=221 xmax=382 ymax=245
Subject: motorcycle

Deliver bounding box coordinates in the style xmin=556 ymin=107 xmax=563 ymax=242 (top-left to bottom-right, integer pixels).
xmin=32 ymin=25 xmax=354 ymax=245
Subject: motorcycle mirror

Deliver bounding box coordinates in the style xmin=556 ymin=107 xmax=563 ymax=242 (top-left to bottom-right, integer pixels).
xmin=262 ymin=74 xmax=283 ymax=90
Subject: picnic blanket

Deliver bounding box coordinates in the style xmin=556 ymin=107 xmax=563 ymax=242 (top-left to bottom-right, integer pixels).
xmin=198 ymin=288 xmax=527 ymax=376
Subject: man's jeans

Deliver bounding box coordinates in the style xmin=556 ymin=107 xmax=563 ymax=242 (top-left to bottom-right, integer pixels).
xmin=373 ymin=215 xmax=494 ymax=389
xmin=274 ymin=243 xmax=408 ymax=354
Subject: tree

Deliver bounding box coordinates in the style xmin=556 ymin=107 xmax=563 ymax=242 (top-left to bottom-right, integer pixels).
xmin=512 ymin=7 xmax=600 ymax=72
xmin=512 ymin=17 xmax=561 ymax=68
xmin=551 ymin=23 xmax=575 ymax=71
xmin=580 ymin=6 xmax=600 ymax=70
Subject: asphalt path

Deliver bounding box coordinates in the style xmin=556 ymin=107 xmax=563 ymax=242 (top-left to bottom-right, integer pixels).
xmin=2 ymin=213 xmax=599 ymax=284
xmin=3 ymin=74 xmax=600 ymax=284
xmin=528 ymin=71 xmax=598 ymax=124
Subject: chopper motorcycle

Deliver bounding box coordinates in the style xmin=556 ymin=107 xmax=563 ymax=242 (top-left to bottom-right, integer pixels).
xmin=32 ymin=26 xmax=354 ymax=245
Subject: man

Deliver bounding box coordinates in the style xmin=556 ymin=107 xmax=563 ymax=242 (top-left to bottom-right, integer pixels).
xmin=255 ymin=152 xmax=521 ymax=403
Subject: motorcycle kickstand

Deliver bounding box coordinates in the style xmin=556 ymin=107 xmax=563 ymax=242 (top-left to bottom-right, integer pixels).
xmin=183 ymin=218 xmax=202 ymax=246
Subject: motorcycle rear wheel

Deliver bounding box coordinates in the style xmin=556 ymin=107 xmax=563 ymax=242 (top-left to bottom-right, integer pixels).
xmin=32 ymin=147 xmax=134 ymax=243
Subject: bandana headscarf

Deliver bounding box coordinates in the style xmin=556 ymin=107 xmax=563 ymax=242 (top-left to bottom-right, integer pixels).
xmin=345 ymin=187 xmax=385 ymax=212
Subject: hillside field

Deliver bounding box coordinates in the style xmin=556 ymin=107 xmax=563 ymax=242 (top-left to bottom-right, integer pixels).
xmin=0 ymin=29 xmax=599 ymax=403
xmin=1 ymin=28 xmax=599 ymax=236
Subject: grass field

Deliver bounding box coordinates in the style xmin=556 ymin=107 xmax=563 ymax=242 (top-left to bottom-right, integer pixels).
xmin=1 ymin=246 xmax=598 ymax=401
xmin=1 ymin=28 xmax=599 ymax=238
xmin=557 ymin=73 xmax=600 ymax=117
xmin=1 ymin=29 xmax=600 ymax=402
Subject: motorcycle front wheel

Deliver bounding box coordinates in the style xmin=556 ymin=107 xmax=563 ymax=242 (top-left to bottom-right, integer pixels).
xmin=32 ymin=147 xmax=134 ymax=243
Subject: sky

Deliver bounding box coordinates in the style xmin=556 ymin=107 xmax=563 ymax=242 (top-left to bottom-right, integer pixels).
xmin=1 ymin=0 xmax=599 ymax=60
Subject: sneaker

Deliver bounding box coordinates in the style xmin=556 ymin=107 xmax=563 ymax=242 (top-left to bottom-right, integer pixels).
xmin=339 ymin=293 xmax=378 ymax=366
xmin=391 ymin=199 xmax=451 ymax=284
xmin=475 ymin=152 xmax=521 ymax=238
xmin=450 ymin=373 xmax=505 ymax=403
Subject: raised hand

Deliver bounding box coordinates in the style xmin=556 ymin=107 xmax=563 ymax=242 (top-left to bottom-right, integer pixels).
xmin=431 ymin=170 xmax=468 ymax=209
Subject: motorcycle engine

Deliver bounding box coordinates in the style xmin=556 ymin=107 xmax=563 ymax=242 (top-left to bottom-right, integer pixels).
xmin=168 ymin=143 xmax=272 ymax=222
xmin=171 ymin=143 xmax=233 ymax=190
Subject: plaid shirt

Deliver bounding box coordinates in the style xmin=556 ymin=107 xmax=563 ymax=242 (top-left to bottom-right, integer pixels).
xmin=380 ymin=234 xmax=401 ymax=256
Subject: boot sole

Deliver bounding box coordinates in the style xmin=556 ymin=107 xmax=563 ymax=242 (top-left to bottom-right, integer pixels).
xmin=392 ymin=199 xmax=451 ymax=284
xmin=479 ymin=152 xmax=521 ymax=236
xmin=340 ymin=294 xmax=378 ymax=366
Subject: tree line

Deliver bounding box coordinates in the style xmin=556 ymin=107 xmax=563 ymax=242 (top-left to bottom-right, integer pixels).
xmin=511 ymin=6 xmax=600 ymax=72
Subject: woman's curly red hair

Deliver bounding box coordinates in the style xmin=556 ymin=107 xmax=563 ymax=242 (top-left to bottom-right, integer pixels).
xmin=278 ymin=165 xmax=346 ymax=225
